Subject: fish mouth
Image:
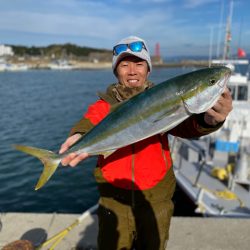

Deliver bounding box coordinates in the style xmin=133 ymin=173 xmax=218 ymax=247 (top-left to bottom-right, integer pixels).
xmin=218 ymin=71 xmax=231 ymax=88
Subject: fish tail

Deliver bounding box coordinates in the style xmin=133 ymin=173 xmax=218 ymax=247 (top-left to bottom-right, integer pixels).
xmin=13 ymin=144 xmax=61 ymax=190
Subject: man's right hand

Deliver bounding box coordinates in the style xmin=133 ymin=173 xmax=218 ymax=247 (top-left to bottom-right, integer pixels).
xmin=59 ymin=133 xmax=89 ymax=167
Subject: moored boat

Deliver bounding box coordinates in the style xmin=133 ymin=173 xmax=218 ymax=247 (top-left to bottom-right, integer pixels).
xmin=48 ymin=59 xmax=73 ymax=70
xmin=171 ymin=0 xmax=250 ymax=217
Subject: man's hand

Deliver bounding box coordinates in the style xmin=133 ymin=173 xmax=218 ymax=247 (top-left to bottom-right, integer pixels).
xmin=59 ymin=133 xmax=89 ymax=167
xmin=204 ymin=87 xmax=233 ymax=126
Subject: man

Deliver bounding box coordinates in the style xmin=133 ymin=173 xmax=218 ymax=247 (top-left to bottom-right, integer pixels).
xmin=59 ymin=36 xmax=232 ymax=250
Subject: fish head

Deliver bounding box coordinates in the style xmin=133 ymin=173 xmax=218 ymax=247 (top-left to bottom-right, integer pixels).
xmin=181 ymin=66 xmax=231 ymax=114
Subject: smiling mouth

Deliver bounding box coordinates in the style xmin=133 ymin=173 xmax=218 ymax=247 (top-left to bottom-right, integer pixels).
xmin=128 ymin=79 xmax=138 ymax=83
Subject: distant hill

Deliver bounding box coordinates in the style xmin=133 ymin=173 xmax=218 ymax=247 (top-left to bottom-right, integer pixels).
xmin=7 ymin=43 xmax=250 ymax=62
xmin=9 ymin=43 xmax=112 ymax=57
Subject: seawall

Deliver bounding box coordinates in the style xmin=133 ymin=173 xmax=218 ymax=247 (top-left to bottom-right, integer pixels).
xmin=1 ymin=212 xmax=250 ymax=249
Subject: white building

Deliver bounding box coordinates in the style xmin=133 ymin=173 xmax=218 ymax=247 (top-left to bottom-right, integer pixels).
xmin=0 ymin=44 xmax=14 ymax=56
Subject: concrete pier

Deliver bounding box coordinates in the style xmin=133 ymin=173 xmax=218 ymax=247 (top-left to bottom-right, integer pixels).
xmin=1 ymin=212 xmax=250 ymax=249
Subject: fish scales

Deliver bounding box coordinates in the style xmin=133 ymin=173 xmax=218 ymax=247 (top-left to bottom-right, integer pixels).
xmin=13 ymin=66 xmax=231 ymax=190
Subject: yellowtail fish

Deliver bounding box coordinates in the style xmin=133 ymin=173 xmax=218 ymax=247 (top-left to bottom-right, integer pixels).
xmin=14 ymin=66 xmax=231 ymax=190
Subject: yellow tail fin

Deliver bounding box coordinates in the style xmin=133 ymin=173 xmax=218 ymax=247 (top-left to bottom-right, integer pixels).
xmin=13 ymin=144 xmax=61 ymax=190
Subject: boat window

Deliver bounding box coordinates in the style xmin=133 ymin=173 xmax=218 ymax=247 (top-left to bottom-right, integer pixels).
xmin=228 ymin=86 xmax=236 ymax=100
xmin=237 ymin=86 xmax=248 ymax=101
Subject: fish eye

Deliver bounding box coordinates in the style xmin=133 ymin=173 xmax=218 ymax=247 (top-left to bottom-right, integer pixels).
xmin=209 ymin=78 xmax=216 ymax=85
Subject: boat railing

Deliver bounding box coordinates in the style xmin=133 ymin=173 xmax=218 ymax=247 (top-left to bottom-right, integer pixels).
xmin=171 ymin=137 xmax=208 ymax=187
xmin=172 ymin=137 xmax=250 ymax=192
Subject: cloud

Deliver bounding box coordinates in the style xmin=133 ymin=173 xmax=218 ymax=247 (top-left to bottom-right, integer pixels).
xmin=183 ymin=0 xmax=219 ymax=9
xmin=120 ymin=0 xmax=172 ymax=3
xmin=0 ymin=1 xmax=175 ymax=48
xmin=1 ymin=0 xmax=249 ymax=56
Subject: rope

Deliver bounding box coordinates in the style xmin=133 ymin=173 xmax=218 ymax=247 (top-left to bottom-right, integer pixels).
xmin=213 ymin=190 xmax=244 ymax=207
xmin=196 ymin=183 xmax=245 ymax=208
xmin=211 ymin=164 xmax=234 ymax=181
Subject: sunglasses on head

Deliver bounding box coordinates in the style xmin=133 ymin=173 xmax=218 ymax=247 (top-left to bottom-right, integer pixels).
xmin=113 ymin=41 xmax=147 ymax=56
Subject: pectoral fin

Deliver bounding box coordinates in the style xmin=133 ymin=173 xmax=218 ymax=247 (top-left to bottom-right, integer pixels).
xmin=101 ymin=150 xmax=116 ymax=159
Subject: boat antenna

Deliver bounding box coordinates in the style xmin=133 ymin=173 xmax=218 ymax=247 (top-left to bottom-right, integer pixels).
xmin=237 ymin=16 xmax=243 ymax=50
xmin=216 ymin=0 xmax=224 ymax=58
xmin=223 ymin=0 xmax=234 ymax=60
xmin=208 ymin=26 xmax=214 ymax=67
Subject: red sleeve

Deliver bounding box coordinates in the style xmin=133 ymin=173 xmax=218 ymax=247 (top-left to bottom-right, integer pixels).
xmin=84 ymin=99 xmax=111 ymax=125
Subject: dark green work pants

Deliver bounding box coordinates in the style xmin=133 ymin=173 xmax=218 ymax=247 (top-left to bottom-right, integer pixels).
xmin=95 ymin=168 xmax=176 ymax=250
xmin=98 ymin=197 xmax=174 ymax=250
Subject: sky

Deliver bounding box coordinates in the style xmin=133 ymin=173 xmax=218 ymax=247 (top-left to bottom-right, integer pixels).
xmin=0 ymin=0 xmax=249 ymax=57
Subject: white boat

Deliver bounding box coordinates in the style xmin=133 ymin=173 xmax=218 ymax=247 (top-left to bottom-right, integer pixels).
xmin=0 ymin=59 xmax=7 ymax=71
xmin=48 ymin=60 xmax=73 ymax=70
xmin=0 ymin=63 xmax=6 ymax=72
xmin=171 ymin=0 xmax=250 ymax=217
xmin=211 ymin=59 xmax=250 ymax=142
xmin=5 ymin=63 xmax=29 ymax=71
xmin=0 ymin=60 xmax=29 ymax=72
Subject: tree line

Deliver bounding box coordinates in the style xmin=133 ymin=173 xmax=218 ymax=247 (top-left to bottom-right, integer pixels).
xmin=10 ymin=43 xmax=111 ymax=57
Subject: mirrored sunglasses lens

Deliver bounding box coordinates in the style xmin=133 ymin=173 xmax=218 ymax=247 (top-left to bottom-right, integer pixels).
xmin=114 ymin=44 xmax=128 ymax=55
xmin=129 ymin=42 xmax=143 ymax=52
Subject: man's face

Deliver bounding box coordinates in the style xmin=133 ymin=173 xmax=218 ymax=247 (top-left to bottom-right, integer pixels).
xmin=116 ymin=56 xmax=149 ymax=88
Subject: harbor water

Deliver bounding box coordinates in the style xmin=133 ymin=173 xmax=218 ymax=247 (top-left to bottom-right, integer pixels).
xmin=0 ymin=67 xmax=195 ymax=214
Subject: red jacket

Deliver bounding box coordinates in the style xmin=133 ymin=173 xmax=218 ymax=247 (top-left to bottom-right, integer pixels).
xmin=83 ymin=98 xmax=217 ymax=191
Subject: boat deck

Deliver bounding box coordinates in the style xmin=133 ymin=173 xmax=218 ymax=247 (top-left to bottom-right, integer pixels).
xmin=1 ymin=212 xmax=250 ymax=250
xmin=172 ymin=137 xmax=250 ymax=217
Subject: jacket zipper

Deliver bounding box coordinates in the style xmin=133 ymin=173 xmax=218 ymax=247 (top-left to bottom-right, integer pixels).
xmin=131 ymin=136 xmax=168 ymax=208
xmin=131 ymin=144 xmax=135 ymax=208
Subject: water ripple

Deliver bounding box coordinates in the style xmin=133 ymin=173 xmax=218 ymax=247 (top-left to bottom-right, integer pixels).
xmin=0 ymin=68 xmax=188 ymax=213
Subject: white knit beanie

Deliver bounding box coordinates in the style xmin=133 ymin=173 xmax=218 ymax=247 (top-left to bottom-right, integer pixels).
xmin=112 ymin=36 xmax=152 ymax=73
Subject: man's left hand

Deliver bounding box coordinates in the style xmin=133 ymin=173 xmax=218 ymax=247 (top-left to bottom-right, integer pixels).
xmin=204 ymin=87 xmax=233 ymax=126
